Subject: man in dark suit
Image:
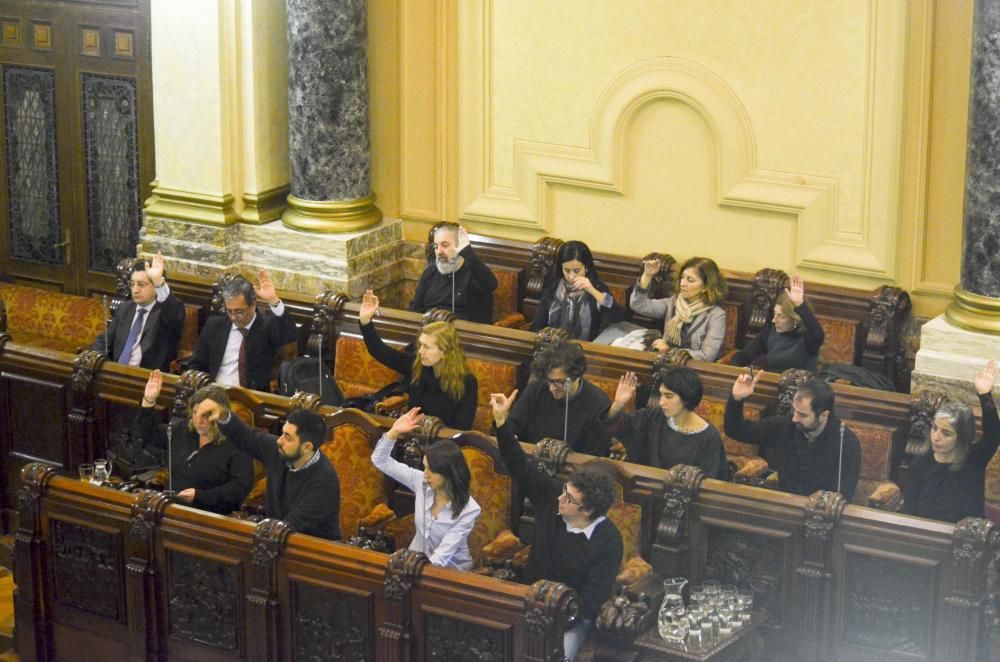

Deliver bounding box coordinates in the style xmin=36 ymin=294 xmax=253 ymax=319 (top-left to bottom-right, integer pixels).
xmin=94 ymin=253 xmax=186 ymax=371
xmin=188 ymin=270 xmax=298 ymax=392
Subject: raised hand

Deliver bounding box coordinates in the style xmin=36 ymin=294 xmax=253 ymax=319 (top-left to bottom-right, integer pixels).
xmin=146 ymin=252 xmax=165 ymax=286
xmin=614 ymin=372 xmax=638 ymax=408
xmin=974 ymin=359 xmax=999 ymax=395
xmin=731 ymin=369 xmax=763 ymax=401
xmin=143 ymin=369 xmax=162 ymax=407
xmin=359 ymin=289 xmax=380 ymax=325
xmin=639 ymin=258 xmax=663 ymax=289
xmin=490 ymin=389 xmax=519 ymax=427
xmin=387 ymin=407 xmax=424 ymax=440
xmin=457 ymin=226 xmax=471 ymax=252
xmin=255 ymin=269 xmax=279 ymax=305
xmin=785 ymin=275 xmax=805 ymax=306
xmin=571 ymin=274 xmax=594 ymax=294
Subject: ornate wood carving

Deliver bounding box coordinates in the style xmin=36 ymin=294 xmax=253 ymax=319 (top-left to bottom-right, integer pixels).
xmin=288 ymin=390 xmax=322 ymax=412
xmin=775 ymin=368 xmax=814 ymax=416
xmin=293 ymin=581 xmax=374 ymax=661
xmin=400 ymin=415 xmax=444 ymax=468
xmin=844 ymin=552 xmax=931 ymax=656
xmin=210 ymin=271 xmax=242 ymax=313
xmin=14 ymin=463 xmax=56 ymax=661
xmin=904 ymin=390 xmax=945 ymax=458
xmin=595 ymin=586 xmax=654 ymax=643
xmin=655 ymin=464 xmax=705 ymax=545
xmin=797 ymin=491 xmax=845 ymax=657
xmin=424 ymin=612 xmax=508 ymax=661
xmin=308 ymin=290 xmax=348 ymax=357
xmin=939 ymin=518 xmax=997 ymax=661
xmin=345 ymin=526 xmax=395 ymax=553
xmin=526 ymin=238 xmax=565 ymax=299
xmin=110 ymin=255 xmax=135 ymax=315
xmin=745 ymin=268 xmax=789 ymax=341
xmin=523 ymin=579 xmax=578 ymax=662
xmin=705 ymin=527 xmax=784 ymax=627
xmin=533 ymin=437 xmax=570 ymax=477
xmin=170 ymin=369 xmax=212 ymax=419
xmin=71 ymin=349 xmax=105 ymax=395
xmin=248 ymin=518 xmax=291 ymax=661
xmin=250 ymin=518 xmax=291 ymax=569
xmin=422 ymin=308 xmax=455 ymax=325
xmin=378 ymin=549 xmax=429 ymax=661
xmin=127 ymin=489 xmax=169 ymax=545
xmin=51 ymin=519 xmax=123 ymax=620
xmin=862 ymin=285 xmax=911 ymax=391
xmin=167 ymin=550 xmax=240 ymax=652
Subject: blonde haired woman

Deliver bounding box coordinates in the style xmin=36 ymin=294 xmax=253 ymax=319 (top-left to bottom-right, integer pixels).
xmin=731 ymin=275 xmax=825 ymax=372
xmin=359 ymin=290 xmax=478 ymax=430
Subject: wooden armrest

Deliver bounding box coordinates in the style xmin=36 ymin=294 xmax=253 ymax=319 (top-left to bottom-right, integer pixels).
xmin=375 ymin=394 xmax=409 ymax=417
xmin=357 ymin=503 xmax=396 ymax=528
xmin=717 ymin=349 xmax=739 ymax=365
xmin=481 ymin=529 xmax=524 ymax=563
xmin=494 ymin=313 xmax=528 ymax=329
xmin=609 ymin=439 xmax=627 ymax=462
xmin=867 ymin=481 xmax=902 ymax=511
xmin=733 ymin=457 xmax=769 ymax=483
xmin=615 ymin=554 xmax=653 ymax=588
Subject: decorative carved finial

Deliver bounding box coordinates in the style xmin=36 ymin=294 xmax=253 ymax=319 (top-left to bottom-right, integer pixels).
xmin=288 ymin=391 xmax=322 ymax=412
xmin=171 ymin=369 xmax=212 ymax=419
xmin=526 ymin=238 xmax=565 ymax=299
xmin=71 ymin=349 xmax=106 ymax=395
xmin=308 ymin=290 xmax=348 ymax=357
xmin=210 ymin=272 xmax=242 ymax=313
xmin=656 ymin=464 xmax=705 ymax=544
xmin=952 ymin=517 xmax=994 ymax=565
xmin=863 ymin=286 xmax=911 ymax=391
xmin=776 ymin=369 xmax=814 ymax=416
xmin=533 ymin=438 xmax=570 ymax=477
xmin=422 ymin=308 xmax=456 ymax=325
xmin=346 ymin=526 xmax=395 ymax=553
xmin=905 ymin=390 xmax=946 ymax=457
xmin=596 ymin=586 xmax=654 ymax=642
xmin=16 ymin=463 xmax=56 ymax=529
xmin=640 ymin=252 xmax=677 ymax=300
xmin=383 ymin=549 xmax=429 ymax=601
xmin=400 ymin=415 xmax=444 ymax=467
xmin=524 ymin=579 xmax=578 ymax=637
xmin=803 ymin=491 xmax=846 ymax=541
xmin=747 ymin=268 xmax=789 ymax=339
xmin=251 ymin=519 xmax=292 ymax=568
xmin=128 ymin=490 xmax=170 ymax=543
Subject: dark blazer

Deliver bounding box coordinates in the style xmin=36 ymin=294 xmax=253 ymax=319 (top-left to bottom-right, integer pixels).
xmin=94 ymin=295 xmax=186 ymax=370
xmin=188 ymin=308 xmax=298 ymax=392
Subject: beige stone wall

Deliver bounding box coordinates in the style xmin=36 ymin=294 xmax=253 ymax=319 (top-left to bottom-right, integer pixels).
xmin=385 ymin=0 xmax=974 ymax=318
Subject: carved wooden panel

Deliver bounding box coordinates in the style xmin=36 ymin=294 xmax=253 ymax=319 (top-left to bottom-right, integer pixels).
xmin=51 ymin=519 xmax=123 ymax=620
xmin=291 ymin=580 xmax=374 ymax=661
xmin=704 ymin=526 xmax=784 ymax=627
xmin=167 ymin=550 xmax=241 ymax=652
xmin=844 ymin=552 xmax=932 ymax=656
xmin=424 ymin=611 xmax=510 ymax=662
xmin=6 ymin=374 xmax=67 ymax=465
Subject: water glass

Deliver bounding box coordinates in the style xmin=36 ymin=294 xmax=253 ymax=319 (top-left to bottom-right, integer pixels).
xmin=94 ymin=458 xmax=112 ymax=483
xmin=700 ymin=616 xmax=716 ymax=641
xmin=721 ymin=585 xmax=737 ymax=603
xmin=78 ymin=463 xmax=94 ymax=483
xmin=737 ymin=591 xmax=754 ymax=624
xmin=717 ymin=603 xmax=734 ymax=636
xmin=686 ymin=619 xmax=703 ymax=650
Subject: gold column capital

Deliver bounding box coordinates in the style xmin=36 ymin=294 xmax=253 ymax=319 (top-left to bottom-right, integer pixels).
xmin=945 ymin=286 xmax=1000 ymax=334
xmin=281 ymin=193 xmax=382 ymax=233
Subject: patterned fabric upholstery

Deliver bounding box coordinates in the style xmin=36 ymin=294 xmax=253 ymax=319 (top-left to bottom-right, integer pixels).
xmin=0 ymin=283 xmax=105 ymax=353
xmin=322 ymin=423 xmax=386 ymax=539
xmin=334 ymin=336 xmax=404 ymax=398
xmin=721 ymin=301 xmax=739 ymax=354
xmin=492 ymin=268 xmax=520 ymax=322
xmin=844 ymin=419 xmax=894 ymax=481
xmin=467 ymin=357 xmax=518 ymax=433
xmin=696 ymin=397 xmax=762 ymax=460
xmin=464 ymin=446 xmax=513 ymax=565
xmin=986 ymin=452 xmax=1000 ymax=522
xmin=817 ymin=316 xmax=859 ymax=366
xmin=605 ymin=483 xmax=643 ymax=568
xmin=589 ymin=374 xmax=633 ymax=414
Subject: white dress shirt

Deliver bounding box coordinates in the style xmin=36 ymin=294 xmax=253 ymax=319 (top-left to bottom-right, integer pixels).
xmin=123 ymin=281 xmax=171 ymax=366
xmin=215 ymin=300 xmax=286 ymax=386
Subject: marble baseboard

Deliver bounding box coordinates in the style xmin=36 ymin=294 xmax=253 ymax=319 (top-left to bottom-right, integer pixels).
xmin=911 ymin=314 xmax=1000 ymax=405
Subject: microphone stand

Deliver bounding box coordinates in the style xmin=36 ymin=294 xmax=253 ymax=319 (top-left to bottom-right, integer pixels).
xmin=564 ymin=377 xmax=572 ymax=445
xmin=165 ymin=421 xmax=175 ymax=496
xmin=836 ymin=423 xmax=844 ymax=494
xmin=101 ymin=295 xmax=111 ymax=357
xmin=317 ymin=333 xmax=324 ymax=403
xmin=451 ymin=255 xmax=458 ymax=314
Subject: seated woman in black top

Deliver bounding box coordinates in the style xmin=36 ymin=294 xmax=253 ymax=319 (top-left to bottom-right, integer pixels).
xmin=902 ymin=360 xmax=1000 ymax=523
xmin=358 ymin=290 xmax=478 ymax=430
xmin=531 ymin=241 xmax=623 ymax=341
xmin=136 ymin=370 xmax=254 ymax=514
xmin=605 ymin=366 xmax=727 ymax=479
xmin=730 ymin=275 xmax=825 ymax=372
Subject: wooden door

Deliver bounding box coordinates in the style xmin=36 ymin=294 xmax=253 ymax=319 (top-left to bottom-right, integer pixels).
xmin=0 ymin=0 xmax=153 ymax=295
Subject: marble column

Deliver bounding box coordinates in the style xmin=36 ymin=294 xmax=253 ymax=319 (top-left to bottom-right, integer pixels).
xmin=946 ymin=0 xmax=1000 ymax=333
xmin=281 ymin=0 xmax=382 ymax=232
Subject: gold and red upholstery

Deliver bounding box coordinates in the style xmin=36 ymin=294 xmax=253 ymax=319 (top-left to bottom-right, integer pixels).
xmin=816 ymin=315 xmax=859 ymax=367
xmin=721 ymin=301 xmax=740 ymax=355
xmin=844 ymin=419 xmax=900 ymax=509
xmin=492 ymin=267 xmax=522 ymax=325
xmin=695 ymin=397 xmax=764 ymax=482
xmin=334 ymin=335 xmax=404 ymax=399
xmin=986 ymin=452 xmax=1000 ymax=524
xmin=0 ymin=283 xmax=105 ymax=353
xmin=467 ymin=357 xmax=518 ymax=433
xmin=322 ymin=422 xmax=387 ymax=539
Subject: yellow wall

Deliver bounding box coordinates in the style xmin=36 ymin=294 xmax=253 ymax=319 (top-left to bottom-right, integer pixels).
xmin=387 ymin=0 xmax=973 ymax=318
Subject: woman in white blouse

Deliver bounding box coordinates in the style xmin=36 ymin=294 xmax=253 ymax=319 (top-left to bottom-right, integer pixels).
xmin=372 ymin=407 xmax=481 ymax=569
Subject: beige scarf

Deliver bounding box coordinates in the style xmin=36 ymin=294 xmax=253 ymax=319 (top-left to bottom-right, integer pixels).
xmin=664 ymin=295 xmax=709 ymax=346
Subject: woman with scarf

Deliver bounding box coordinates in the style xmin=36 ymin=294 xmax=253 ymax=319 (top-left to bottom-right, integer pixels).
xmin=630 ymin=256 xmax=728 ymax=361
xmin=531 ymin=241 xmax=623 ymax=341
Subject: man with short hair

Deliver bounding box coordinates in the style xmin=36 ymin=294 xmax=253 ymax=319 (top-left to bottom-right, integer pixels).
xmin=507 ymin=341 xmax=612 ymax=457
xmin=408 ymin=224 xmax=498 ymax=323
xmin=94 ymin=252 xmax=186 ymax=371
xmin=188 ymin=270 xmax=298 ymax=392
xmin=492 ymin=389 xmax=622 ymax=662
xmin=209 ymin=402 xmax=341 ymax=540
xmin=724 ymin=371 xmax=861 ymax=500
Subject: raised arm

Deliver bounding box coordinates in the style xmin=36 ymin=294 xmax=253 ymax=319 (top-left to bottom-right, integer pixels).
xmin=971 ymin=360 xmax=1000 ymax=465
xmin=216 ymin=409 xmax=281 ymax=465
xmin=492 ymin=390 xmax=557 ymax=504
xmin=371 ymin=407 xmax=425 ymax=492
xmin=359 ymin=312 xmax=413 ymax=376
xmin=136 ymin=370 xmax=168 ymax=449
xmin=458 ymin=237 xmax=498 ymax=295
xmin=723 ymin=370 xmax=779 ymax=446
xmin=788 ymin=277 xmax=824 ymax=355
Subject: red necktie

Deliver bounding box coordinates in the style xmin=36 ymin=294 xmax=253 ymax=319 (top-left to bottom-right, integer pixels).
xmin=237 ymin=327 xmax=249 ymax=387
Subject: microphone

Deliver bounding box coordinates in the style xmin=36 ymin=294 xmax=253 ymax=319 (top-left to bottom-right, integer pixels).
xmin=166 ymin=421 xmax=174 ymax=494
xmin=101 ymin=295 xmax=110 ymax=357
xmin=563 ymin=377 xmax=572 ymax=446
xmin=451 ymin=255 xmax=459 ymax=314
xmin=837 ymin=422 xmax=844 ymax=494
xmin=317 ymin=333 xmax=324 ymax=403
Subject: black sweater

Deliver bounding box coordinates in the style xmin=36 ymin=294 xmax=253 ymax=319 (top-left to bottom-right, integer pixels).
xmin=408 ymin=245 xmax=498 ymax=323
xmin=902 ymin=392 xmax=999 ymax=522
xmin=724 ymin=396 xmax=861 ymax=500
xmin=136 ymin=408 xmax=254 ymax=515
xmin=508 ymin=377 xmax=611 ymax=457
xmin=605 ymin=407 xmax=728 ymax=479
xmin=218 ymin=413 xmax=340 ymax=541
xmin=495 ymin=421 xmax=622 ymax=620
xmin=531 ymin=278 xmax=624 ymax=341
xmin=731 ymin=302 xmax=825 ymax=372
xmin=359 ymin=321 xmax=478 ymax=430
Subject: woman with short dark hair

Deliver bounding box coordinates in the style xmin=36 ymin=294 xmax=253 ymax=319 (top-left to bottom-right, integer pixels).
xmin=531 ymin=240 xmax=623 ymax=341
xmin=604 ymin=367 xmax=727 ymax=479
xmin=372 ymin=407 xmax=481 ymax=569
xmin=902 ymin=360 xmax=999 ymax=522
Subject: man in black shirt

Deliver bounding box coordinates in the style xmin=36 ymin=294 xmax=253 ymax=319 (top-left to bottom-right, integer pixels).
xmin=209 ymin=403 xmax=340 ymax=540
xmin=408 ymin=223 xmax=498 ymax=323
xmin=492 ymin=389 xmax=622 ymax=661
xmin=724 ymin=371 xmax=860 ymax=500
xmin=508 ymin=341 xmax=612 ymax=456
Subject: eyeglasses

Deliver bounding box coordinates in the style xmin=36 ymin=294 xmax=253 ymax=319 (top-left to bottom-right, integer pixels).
xmin=225 ymin=306 xmax=252 ymax=318
xmin=560 ymin=483 xmax=580 ymax=506
xmin=547 ymin=377 xmax=574 ymax=388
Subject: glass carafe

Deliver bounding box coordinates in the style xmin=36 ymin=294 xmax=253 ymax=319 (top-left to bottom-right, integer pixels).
xmin=657 ymin=577 xmax=689 ymax=644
